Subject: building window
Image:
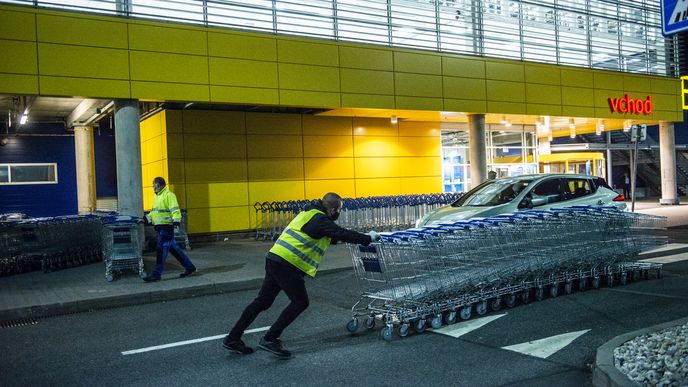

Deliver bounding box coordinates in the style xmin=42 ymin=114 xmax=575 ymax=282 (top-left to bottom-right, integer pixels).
xmin=0 ymin=163 xmax=58 ymax=185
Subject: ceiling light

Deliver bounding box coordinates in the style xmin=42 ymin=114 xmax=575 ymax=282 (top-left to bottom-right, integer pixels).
xmin=623 ymin=119 xmax=632 ymax=132
xmin=19 ymin=114 xmax=28 ymax=125
xmin=547 ymin=131 xmax=553 ymax=142
xmin=505 ymin=121 xmax=512 ymax=128
xmin=390 ymin=115 xmax=398 ymax=124
xmin=596 ymin=120 xmax=605 ymax=135
xmin=500 ymin=116 xmax=507 ymax=125
xmin=568 ymin=118 xmax=575 ymax=129
xmin=569 ymin=126 xmax=576 ymax=138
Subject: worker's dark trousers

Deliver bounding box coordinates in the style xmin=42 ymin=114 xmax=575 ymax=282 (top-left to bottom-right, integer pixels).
xmin=151 ymin=227 xmax=196 ymax=278
xmin=229 ymin=259 xmax=309 ymax=342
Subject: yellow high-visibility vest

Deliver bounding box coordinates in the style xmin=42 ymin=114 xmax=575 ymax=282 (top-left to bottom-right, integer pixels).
xmin=269 ymin=209 xmax=331 ymax=277
xmin=150 ymin=186 xmax=182 ymax=226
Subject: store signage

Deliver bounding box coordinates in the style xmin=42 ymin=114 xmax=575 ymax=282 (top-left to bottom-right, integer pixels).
xmin=607 ymin=95 xmax=653 ymax=115
xmin=661 ymin=0 xmax=688 ymax=36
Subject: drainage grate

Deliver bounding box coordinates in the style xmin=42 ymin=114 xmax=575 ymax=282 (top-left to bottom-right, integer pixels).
xmin=1 ymin=317 xmax=39 ymax=329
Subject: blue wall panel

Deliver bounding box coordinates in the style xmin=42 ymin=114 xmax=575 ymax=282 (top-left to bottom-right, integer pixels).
xmin=94 ymin=122 xmax=117 ymax=198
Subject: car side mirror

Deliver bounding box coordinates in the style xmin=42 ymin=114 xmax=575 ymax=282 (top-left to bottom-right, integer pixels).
xmin=531 ymin=197 xmax=548 ymax=207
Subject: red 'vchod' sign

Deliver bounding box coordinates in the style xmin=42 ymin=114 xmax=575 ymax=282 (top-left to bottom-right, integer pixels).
xmin=608 ymin=94 xmax=653 ymax=115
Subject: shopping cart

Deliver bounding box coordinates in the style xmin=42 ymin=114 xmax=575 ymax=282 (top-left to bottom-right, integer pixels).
xmin=102 ymin=216 xmax=145 ymax=282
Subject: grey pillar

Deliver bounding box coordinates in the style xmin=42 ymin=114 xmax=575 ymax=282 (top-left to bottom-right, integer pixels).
xmin=606 ymin=131 xmax=613 ymax=186
xmin=74 ymin=126 xmax=96 ymax=214
xmin=468 ymin=114 xmax=487 ymax=187
xmin=659 ymin=122 xmax=679 ymax=205
xmin=114 ymin=100 xmax=144 ymax=217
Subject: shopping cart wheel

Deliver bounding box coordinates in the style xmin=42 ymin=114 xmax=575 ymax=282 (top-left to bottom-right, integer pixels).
xmin=430 ymin=314 xmax=442 ymax=329
xmin=459 ymin=306 xmax=471 ymax=320
xmin=364 ymin=316 xmax=375 ymax=330
xmin=620 ymin=272 xmax=627 ymax=286
xmin=490 ymin=298 xmax=502 ymax=312
xmin=564 ymin=281 xmax=573 ymax=295
xmin=105 ymin=273 xmax=114 ymax=282
xmin=380 ymin=326 xmax=393 ymax=342
xmin=505 ymin=294 xmax=516 ymax=308
xmin=606 ymin=275 xmax=614 ymax=287
xmin=445 ymin=310 xmax=457 ymax=325
xmin=535 ymin=287 xmax=544 ymax=301
xmin=415 ymin=319 xmax=426 ymax=333
xmin=592 ymin=276 xmax=600 ymax=289
xmin=520 ymin=290 xmax=531 ymax=304
xmin=475 ymin=301 xmax=487 ymax=315
xmin=398 ymin=323 xmax=410 ymax=337
xmin=346 ymin=318 xmax=359 ymax=333
xmin=549 ymin=284 xmax=558 ymax=298
xmin=579 ymin=278 xmax=587 ymax=291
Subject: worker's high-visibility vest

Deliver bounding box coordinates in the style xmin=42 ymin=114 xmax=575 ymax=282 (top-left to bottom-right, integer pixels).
xmin=150 ymin=186 xmax=182 ymax=226
xmin=269 ymin=209 xmax=331 ymax=277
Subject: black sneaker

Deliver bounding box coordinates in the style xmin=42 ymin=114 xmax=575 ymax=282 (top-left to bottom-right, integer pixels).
xmin=258 ymin=337 xmax=292 ymax=359
xmin=179 ymin=269 xmax=196 ymax=278
xmin=223 ymin=337 xmax=254 ymax=354
xmin=143 ymin=276 xmax=160 ymax=282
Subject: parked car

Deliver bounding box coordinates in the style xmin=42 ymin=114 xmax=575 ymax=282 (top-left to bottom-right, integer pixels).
xmin=417 ymin=174 xmax=626 ymax=226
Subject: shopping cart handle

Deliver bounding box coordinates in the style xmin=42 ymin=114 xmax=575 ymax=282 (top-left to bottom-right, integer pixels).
xmin=358 ymin=244 xmax=377 ymax=253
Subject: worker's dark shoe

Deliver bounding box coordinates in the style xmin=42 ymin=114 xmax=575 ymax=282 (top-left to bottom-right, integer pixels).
xmin=179 ymin=269 xmax=196 ymax=278
xmin=143 ymin=276 xmax=160 ymax=282
xmin=258 ymin=337 xmax=292 ymax=359
xmin=223 ymin=337 xmax=254 ymax=354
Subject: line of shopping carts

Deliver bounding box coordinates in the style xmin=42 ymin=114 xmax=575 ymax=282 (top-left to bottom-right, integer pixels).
xmin=254 ymin=193 xmax=463 ymax=241
xmin=0 ymin=215 xmax=103 ymax=277
xmin=346 ymin=205 xmax=667 ymax=341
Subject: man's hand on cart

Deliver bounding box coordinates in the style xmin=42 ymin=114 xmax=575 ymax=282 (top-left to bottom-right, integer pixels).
xmin=173 ymin=221 xmax=180 ymax=233
xmin=367 ymin=231 xmax=381 ymax=242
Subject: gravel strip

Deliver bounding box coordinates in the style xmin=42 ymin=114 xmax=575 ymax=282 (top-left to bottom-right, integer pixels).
xmin=614 ymin=322 xmax=688 ymax=386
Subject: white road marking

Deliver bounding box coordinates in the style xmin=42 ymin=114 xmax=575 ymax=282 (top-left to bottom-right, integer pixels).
xmin=431 ymin=314 xmax=507 ymax=338
xmin=639 ymin=253 xmax=688 ymax=264
xmin=121 ymin=326 xmax=270 ymax=355
xmin=501 ymin=329 xmax=590 ymax=359
xmin=639 ymin=243 xmax=688 ymax=255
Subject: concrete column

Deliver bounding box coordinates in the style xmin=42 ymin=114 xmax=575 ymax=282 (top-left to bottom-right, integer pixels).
xmin=606 ymin=131 xmax=613 ymax=185
xmin=74 ymin=126 xmax=96 ymax=214
xmin=114 ymin=100 xmax=144 ymax=217
xmin=659 ymin=122 xmax=679 ymax=205
xmin=538 ymin=137 xmax=550 ymax=155
xmin=468 ymin=114 xmax=487 ymax=187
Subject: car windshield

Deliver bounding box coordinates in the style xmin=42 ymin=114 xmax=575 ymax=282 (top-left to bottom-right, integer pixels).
xmin=453 ymin=178 xmax=534 ymax=207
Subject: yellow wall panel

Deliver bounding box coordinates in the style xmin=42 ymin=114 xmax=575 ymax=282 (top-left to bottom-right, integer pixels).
xmin=442 ymin=56 xmax=485 ymax=78
xmin=525 ymin=64 xmax=560 ymax=85
xmin=130 ymin=51 xmax=208 ymax=84
xmin=128 ymin=24 xmax=207 ymax=55
xmin=305 ymin=179 xmax=356 ymax=200
xmin=140 ymin=113 xmax=163 ymax=141
xmin=395 ymin=73 xmax=442 ymax=97
xmin=184 ymin=159 xmax=248 ymax=182
xmin=38 ymin=43 xmax=129 ymax=79
xmin=279 ymin=63 xmax=340 ymax=92
xmin=562 ymin=86 xmax=595 ymax=107
xmin=130 ymin=81 xmax=209 ymax=102
xmin=37 ymin=14 xmax=127 ymax=48
xmin=182 ymin=110 xmax=246 ymax=134
xmin=168 ymin=159 xmax=186 ymax=183
xmin=394 ymin=51 xmax=442 ymax=75
xmin=526 ymin=104 xmax=562 ymax=116
xmin=210 ymin=86 xmax=279 ymax=105
xmin=486 ymin=61 xmax=524 ymax=82
xmin=278 ymin=39 xmax=338 ymax=66
xmin=398 ymin=136 xmax=440 ymax=156
xmin=0 ymin=74 xmax=38 ymax=94
xmin=486 ymin=80 xmax=526 ymax=103
xmin=398 ymin=157 xmax=441 ymax=177
xmin=443 ymin=99 xmax=487 ymax=113
xmin=40 ymin=76 xmax=130 ymax=98
xmin=396 ymin=96 xmax=443 ymax=111
xmin=354 ymin=158 xmax=399 ymax=178
xmin=443 ymin=77 xmax=486 ymax=100
xmin=653 ymin=94 xmax=680 ymax=111
xmin=594 ymin=72 xmax=624 ymax=90
xmin=184 ymin=134 xmax=247 ymax=158
xmin=354 ymin=136 xmax=398 ymax=157
xmin=561 ymin=68 xmax=594 ymax=88
xmin=651 ymin=78 xmax=680 ymax=94
xmin=280 ymin=90 xmax=341 ymax=108
xmin=526 ymin=84 xmax=562 ymax=105
xmin=564 ymin=106 xmax=596 ymax=118
xmin=248 ymin=158 xmax=304 ymax=181
xmin=303 ymin=135 xmax=353 ymax=157
xmin=352 ymin=118 xmax=397 ymax=136
xmin=400 ymin=177 xmax=442 ymax=194
xmin=247 ymin=135 xmax=303 ymax=158
xmin=249 ymin=181 xmax=305 ymax=204
xmin=208 ymin=31 xmax=277 ymax=61
xmin=247 ymin=112 xmax=301 ymax=135
xmin=141 ymin=137 xmax=164 ymax=164
xmin=188 ymin=206 xmax=250 ymax=233
xmin=623 ymin=76 xmax=652 ymax=93
xmin=341 ymin=93 xmax=395 ymax=109
xmin=340 ymin=68 xmax=394 ymax=94
xmin=0 ymin=9 xmax=35 ymax=41
xmin=166 ymin=134 xmax=184 ymax=158
xmin=356 ymin=178 xmax=401 ymax=197
xmin=0 ymin=40 xmax=36 ymax=74
xmin=185 ymin=182 xmax=249 ymax=208
xmin=168 ymin=184 xmax=185 ymax=208
xmin=304 ymin=158 xmax=354 ymax=179
xmin=339 ymin=46 xmax=393 ymax=71
xmin=209 ymin=57 xmax=278 ymax=88
xmin=165 ymin=110 xmax=183 ymax=133
xmin=486 ymin=101 xmax=526 ymax=114
xmin=302 ymin=115 xmax=352 ymax=136
xmin=398 ymin=121 xmax=441 ymax=137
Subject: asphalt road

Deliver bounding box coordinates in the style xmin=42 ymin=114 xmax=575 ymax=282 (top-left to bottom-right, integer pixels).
xmin=2 ymin=256 xmax=687 ymax=387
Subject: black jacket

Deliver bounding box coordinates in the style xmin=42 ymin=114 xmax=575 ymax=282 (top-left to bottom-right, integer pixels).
xmin=267 ymin=200 xmax=372 ymax=264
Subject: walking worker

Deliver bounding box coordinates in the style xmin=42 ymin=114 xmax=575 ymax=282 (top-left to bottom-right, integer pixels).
xmin=143 ymin=177 xmax=196 ymax=282
xmin=223 ymin=192 xmax=380 ymax=359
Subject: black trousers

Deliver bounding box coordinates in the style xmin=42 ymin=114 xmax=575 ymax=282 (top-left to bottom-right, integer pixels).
xmin=229 ymin=259 xmax=309 ymax=342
